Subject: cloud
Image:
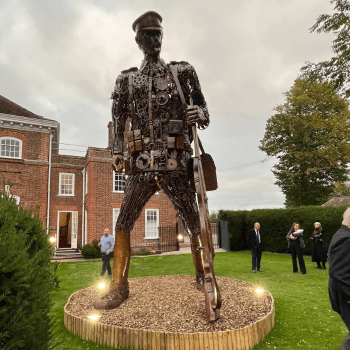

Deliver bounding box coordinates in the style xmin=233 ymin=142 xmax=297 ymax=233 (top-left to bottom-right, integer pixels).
xmin=0 ymin=0 xmax=338 ymax=210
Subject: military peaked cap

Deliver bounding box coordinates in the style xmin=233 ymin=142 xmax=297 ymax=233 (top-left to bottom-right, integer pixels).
xmin=132 ymin=11 xmax=163 ymax=33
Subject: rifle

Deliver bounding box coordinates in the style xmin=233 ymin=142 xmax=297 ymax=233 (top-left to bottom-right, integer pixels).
xmin=190 ymin=97 xmax=222 ymax=321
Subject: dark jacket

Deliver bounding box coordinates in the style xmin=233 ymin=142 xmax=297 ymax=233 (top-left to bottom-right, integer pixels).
xmin=247 ymin=228 xmax=265 ymax=250
xmin=328 ymin=225 xmax=350 ymax=316
xmin=286 ymin=229 xmax=306 ymax=249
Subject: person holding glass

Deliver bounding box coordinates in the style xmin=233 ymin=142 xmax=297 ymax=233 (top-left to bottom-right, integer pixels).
xmin=286 ymin=222 xmax=307 ymax=274
xmin=310 ymin=222 xmax=327 ymax=270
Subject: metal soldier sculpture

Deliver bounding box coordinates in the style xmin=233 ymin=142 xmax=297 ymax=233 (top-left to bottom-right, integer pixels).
xmin=94 ymin=11 xmax=221 ymax=321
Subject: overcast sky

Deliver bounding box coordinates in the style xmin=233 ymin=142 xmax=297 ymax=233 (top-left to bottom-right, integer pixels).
xmin=0 ymin=0 xmax=336 ymax=212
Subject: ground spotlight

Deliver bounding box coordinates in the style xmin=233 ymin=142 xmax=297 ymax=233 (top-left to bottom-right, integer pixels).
xmin=255 ymin=288 xmax=264 ymax=294
xmin=88 ymin=315 xmax=101 ymax=321
xmin=98 ymin=282 xmax=106 ymax=290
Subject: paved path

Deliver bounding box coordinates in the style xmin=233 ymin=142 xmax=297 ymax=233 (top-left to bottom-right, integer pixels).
xmin=51 ymin=248 xmax=228 ymax=263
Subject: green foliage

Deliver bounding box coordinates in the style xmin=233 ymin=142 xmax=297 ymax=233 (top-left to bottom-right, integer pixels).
xmin=331 ymin=181 xmax=350 ymax=197
xmin=131 ymin=249 xmax=155 ymax=256
xmin=260 ymin=78 xmax=350 ymax=207
xmin=209 ymin=211 xmax=219 ymax=223
xmin=0 ymin=195 xmax=59 ymax=350
xmin=81 ymin=241 xmax=101 ymax=259
xmin=301 ymin=0 xmax=350 ymax=99
xmin=218 ymin=210 xmax=247 ymax=251
xmin=219 ymin=205 xmax=350 ymax=254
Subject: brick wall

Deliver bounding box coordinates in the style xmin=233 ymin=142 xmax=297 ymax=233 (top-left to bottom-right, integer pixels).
xmin=85 ymin=147 xmax=178 ymax=249
xmin=0 ymin=128 xmax=179 ymax=252
xmin=49 ymin=154 xmax=85 ymax=247
xmin=0 ymin=128 xmax=50 ymax=224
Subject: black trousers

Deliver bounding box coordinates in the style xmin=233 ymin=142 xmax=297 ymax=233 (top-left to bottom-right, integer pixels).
xmin=250 ymin=245 xmax=263 ymax=270
xmin=290 ymin=243 xmax=306 ymax=273
xmin=100 ymin=252 xmax=112 ymax=276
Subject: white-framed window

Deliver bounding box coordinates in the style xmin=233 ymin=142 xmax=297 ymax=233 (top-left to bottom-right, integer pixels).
xmin=145 ymin=209 xmax=159 ymax=239
xmin=113 ymin=170 xmax=126 ymax=192
xmin=112 ymin=208 xmax=120 ymax=237
xmin=0 ymin=137 xmax=22 ymax=159
xmin=59 ymin=173 xmax=75 ymax=196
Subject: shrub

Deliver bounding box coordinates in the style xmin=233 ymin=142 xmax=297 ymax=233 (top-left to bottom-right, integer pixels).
xmin=81 ymin=242 xmax=101 ymax=259
xmin=131 ymin=249 xmax=155 ymax=256
xmin=0 ymin=195 xmax=59 ymax=350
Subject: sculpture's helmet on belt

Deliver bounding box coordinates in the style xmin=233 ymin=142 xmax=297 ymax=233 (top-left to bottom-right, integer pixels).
xmin=132 ymin=11 xmax=163 ymax=33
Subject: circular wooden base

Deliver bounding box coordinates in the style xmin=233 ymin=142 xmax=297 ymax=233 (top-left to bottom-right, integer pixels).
xmin=64 ymin=276 xmax=275 ymax=350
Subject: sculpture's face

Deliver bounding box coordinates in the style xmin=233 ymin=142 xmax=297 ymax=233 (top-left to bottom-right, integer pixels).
xmin=315 ymin=223 xmax=320 ymax=229
xmin=140 ymin=30 xmax=163 ymax=55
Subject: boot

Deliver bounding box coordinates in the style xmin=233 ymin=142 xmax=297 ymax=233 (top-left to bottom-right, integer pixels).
xmin=94 ymin=230 xmax=131 ymax=310
xmin=190 ymin=234 xmax=205 ymax=292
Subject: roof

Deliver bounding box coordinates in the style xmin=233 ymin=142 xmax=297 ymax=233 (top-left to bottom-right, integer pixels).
xmin=0 ymin=94 xmax=43 ymax=119
xmin=322 ymin=196 xmax=350 ymax=206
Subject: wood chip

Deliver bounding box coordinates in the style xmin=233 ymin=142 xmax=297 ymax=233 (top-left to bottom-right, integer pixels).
xmin=65 ymin=275 xmax=273 ymax=333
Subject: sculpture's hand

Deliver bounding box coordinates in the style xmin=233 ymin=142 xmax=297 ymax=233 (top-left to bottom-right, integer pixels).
xmin=112 ymin=154 xmax=124 ymax=173
xmin=186 ymin=105 xmax=204 ymax=126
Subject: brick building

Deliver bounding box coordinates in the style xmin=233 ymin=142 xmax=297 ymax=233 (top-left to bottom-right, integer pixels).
xmin=0 ymin=95 xmax=178 ymax=252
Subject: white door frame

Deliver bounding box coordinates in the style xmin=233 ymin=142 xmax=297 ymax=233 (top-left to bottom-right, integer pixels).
xmin=57 ymin=211 xmax=78 ymax=249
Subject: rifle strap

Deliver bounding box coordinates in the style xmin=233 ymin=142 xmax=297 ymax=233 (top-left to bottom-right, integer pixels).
xmin=169 ymin=64 xmax=206 ymax=155
xmin=128 ymin=73 xmax=136 ymax=127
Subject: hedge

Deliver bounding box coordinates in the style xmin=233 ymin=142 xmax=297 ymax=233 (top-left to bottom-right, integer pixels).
xmin=0 ymin=196 xmax=59 ymax=350
xmin=218 ymin=204 xmax=350 ymax=254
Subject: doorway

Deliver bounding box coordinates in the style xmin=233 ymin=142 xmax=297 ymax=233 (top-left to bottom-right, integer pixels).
xmin=58 ymin=212 xmax=72 ymax=248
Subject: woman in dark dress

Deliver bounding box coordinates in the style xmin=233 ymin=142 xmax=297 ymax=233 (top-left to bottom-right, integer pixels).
xmin=286 ymin=222 xmax=307 ymax=274
xmin=310 ymin=222 xmax=327 ymax=270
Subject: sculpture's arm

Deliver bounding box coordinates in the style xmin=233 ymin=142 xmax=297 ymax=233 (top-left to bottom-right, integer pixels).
xmin=111 ymin=73 xmax=128 ymax=156
xmin=180 ymin=63 xmax=210 ymax=130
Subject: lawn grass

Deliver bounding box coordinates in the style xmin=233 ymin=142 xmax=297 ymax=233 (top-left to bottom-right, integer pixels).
xmin=51 ymin=251 xmax=347 ymax=350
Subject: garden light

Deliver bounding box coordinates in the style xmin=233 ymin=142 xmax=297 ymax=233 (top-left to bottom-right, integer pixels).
xmin=88 ymin=315 xmax=101 ymax=321
xmin=98 ymin=283 xmax=106 ymax=290
xmin=49 ymin=236 xmax=56 ymax=244
xmin=177 ymin=234 xmax=183 ymax=240
xmin=255 ymin=288 xmax=264 ymax=294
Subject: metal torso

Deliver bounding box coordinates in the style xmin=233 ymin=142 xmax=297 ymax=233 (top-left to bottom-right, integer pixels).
xmin=111 ymin=60 xmax=209 ymax=175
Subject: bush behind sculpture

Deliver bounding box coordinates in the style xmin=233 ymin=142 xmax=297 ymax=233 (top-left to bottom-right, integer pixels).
xmin=0 ymin=196 xmax=59 ymax=350
xmin=218 ymin=205 xmax=350 ymax=253
xmin=81 ymin=239 xmax=101 ymax=259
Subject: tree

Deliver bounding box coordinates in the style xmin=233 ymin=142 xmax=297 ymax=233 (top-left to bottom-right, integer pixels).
xmin=209 ymin=211 xmax=219 ymax=223
xmin=0 ymin=195 xmax=60 ymax=349
xmin=301 ymin=0 xmax=350 ymax=99
xmin=259 ymin=78 xmax=350 ymax=207
xmin=331 ymin=181 xmax=350 ymax=196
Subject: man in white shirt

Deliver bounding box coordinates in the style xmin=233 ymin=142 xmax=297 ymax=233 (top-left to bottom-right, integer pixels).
xmin=98 ymin=228 xmax=115 ymax=278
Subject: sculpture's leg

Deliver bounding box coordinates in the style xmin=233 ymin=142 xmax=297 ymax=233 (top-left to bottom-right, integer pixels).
xmin=94 ymin=230 xmax=130 ymax=310
xmin=160 ymin=172 xmax=204 ymax=291
xmin=94 ymin=173 xmax=157 ymax=310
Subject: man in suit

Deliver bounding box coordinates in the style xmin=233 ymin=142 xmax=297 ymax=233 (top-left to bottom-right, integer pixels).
xmin=247 ymin=222 xmax=265 ymax=273
xmin=328 ymin=208 xmax=350 ymax=350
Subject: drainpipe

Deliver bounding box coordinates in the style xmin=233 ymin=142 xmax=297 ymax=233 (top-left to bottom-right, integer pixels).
xmin=46 ymin=133 xmax=53 ymax=240
xmin=82 ymin=168 xmax=86 ymax=247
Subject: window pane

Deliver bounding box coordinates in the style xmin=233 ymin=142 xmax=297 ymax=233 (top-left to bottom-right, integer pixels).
xmin=60 ymin=174 xmax=74 ymax=195
xmin=0 ymin=138 xmax=21 ymax=158
xmin=114 ymin=172 xmax=126 ymax=191
xmin=146 ymin=210 xmax=158 ymax=238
